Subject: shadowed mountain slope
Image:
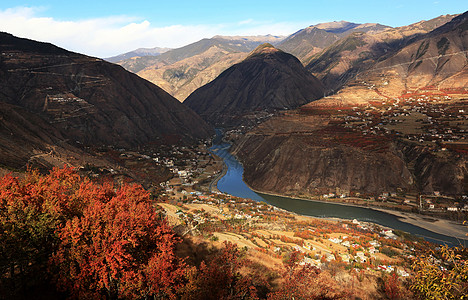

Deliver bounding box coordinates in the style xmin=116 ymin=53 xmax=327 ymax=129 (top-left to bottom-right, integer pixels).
xmin=183 ymin=44 xmax=324 ymax=127
xmin=0 ymin=32 xmax=213 ymax=167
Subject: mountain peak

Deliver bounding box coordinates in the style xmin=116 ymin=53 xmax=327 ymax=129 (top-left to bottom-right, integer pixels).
xmin=247 ymin=43 xmax=280 ymax=58
xmin=184 ymin=42 xmax=324 ymax=127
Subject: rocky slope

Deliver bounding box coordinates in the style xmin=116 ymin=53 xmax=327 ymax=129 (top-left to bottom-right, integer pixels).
xmin=183 ymin=44 xmax=324 ymax=127
xmin=116 ymin=35 xmax=284 ymax=101
xmin=0 ymin=32 xmax=213 ymax=168
xmin=306 ymin=14 xmax=456 ymax=93
xmin=277 ymin=21 xmax=390 ymax=65
xmin=233 ymin=106 xmax=467 ymax=197
xmin=232 ymin=113 xmax=414 ymax=196
xmin=363 ymin=11 xmax=468 ymax=95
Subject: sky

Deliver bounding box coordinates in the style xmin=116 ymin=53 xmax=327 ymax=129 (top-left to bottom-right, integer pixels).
xmin=0 ymin=1 xmax=466 ymax=58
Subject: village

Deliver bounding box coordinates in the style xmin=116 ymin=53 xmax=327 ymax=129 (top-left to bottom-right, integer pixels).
xmin=342 ymin=87 xmax=467 ymax=147
xmin=155 ymin=190 xmax=442 ymax=285
xmin=291 ymin=86 xmax=468 ymax=217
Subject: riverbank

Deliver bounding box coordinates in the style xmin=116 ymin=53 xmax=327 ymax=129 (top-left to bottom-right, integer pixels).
xmin=249 ymin=187 xmax=468 ymax=244
xmin=373 ymin=208 xmax=468 ymax=242
xmin=209 ymin=161 xmax=226 ymax=193
xmin=211 ymin=132 xmax=468 ymax=246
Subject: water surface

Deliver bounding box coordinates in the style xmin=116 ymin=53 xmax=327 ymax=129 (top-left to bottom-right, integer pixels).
xmin=210 ymin=130 xmax=467 ymax=246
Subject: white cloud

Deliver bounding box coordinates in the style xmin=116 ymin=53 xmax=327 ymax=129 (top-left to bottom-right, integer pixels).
xmin=238 ymin=19 xmax=254 ymax=25
xmin=0 ymin=6 xmax=310 ymax=58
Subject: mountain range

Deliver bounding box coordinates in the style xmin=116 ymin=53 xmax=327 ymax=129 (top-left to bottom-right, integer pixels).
xmin=111 ymin=35 xmax=285 ymax=101
xmin=306 ymin=14 xmax=457 ymax=93
xmin=105 ymin=46 xmax=172 ymax=63
xmin=110 ymin=16 xmax=455 ymax=101
xmin=0 ymin=32 xmax=212 ymax=169
xmin=1 ymin=11 xmax=466 ymax=196
xmin=277 ymin=21 xmax=391 ymax=65
xmin=231 ymin=11 xmax=468 ymax=197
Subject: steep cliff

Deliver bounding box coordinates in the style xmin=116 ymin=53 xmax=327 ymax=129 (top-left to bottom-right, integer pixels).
xmin=233 ymin=111 xmax=467 ymax=197
xmin=232 ymin=115 xmax=414 ymax=196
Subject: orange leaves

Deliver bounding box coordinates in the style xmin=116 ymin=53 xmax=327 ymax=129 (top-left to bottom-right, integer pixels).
xmin=0 ymin=167 xmax=188 ymax=299
xmin=185 ymin=241 xmax=258 ymax=300
xmin=50 ymin=178 xmax=184 ymax=299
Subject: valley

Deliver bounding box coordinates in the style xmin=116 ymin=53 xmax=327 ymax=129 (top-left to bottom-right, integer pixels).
xmin=232 ymin=89 xmax=467 ymax=220
xmin=1 ymin=6 xmax=467 ymax=299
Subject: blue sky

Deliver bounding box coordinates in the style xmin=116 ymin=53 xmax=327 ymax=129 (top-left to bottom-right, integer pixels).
xmin=0 ymin=1 xmax=466 ymax=57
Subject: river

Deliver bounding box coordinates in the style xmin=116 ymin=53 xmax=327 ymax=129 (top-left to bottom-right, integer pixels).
xmin=210 ymin=130 xmax=468 ymax=246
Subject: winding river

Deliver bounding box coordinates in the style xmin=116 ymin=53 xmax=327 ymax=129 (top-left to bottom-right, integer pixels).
xmin=210 ymin=130 xmax=468 ymax=246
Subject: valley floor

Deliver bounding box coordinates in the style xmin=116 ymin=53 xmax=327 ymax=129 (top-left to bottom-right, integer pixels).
xmin=253 ymin=187 xmax=468 ymax=244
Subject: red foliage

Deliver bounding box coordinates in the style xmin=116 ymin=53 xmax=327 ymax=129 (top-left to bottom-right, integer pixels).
xmin=184 ymin=241 xmax=258 ymax=300
xmin=50 ymin=181 xmax=186 ymax=299
xmin=0 ymin=167 xmax=187 ymax=299
xmin=384 ymin=272 xmax=401 ymax=300
xmin=267 ymin=251 xmax=349 ymax=300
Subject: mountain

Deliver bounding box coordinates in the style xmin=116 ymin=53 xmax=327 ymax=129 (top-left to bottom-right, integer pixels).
xmin=115 ymin=35 xmax=285 ymax=101
xmin=183 ymin=44 xmax=324 ymax=127
xmin=230 ymin=14 xmax=468 ymax=198
xmin=105 ymin=47 xmax=172 ymax=63
xmin=118 ymin=36 xmax=285 ymax=73
xmin=0 ymin=32 xmax=213 ymax=168
xmin=232 ymin=115 xmax=415 ymax=196
xmin=137 ymin=48 xmax=248 ymax=101
xmin=306 ymin=14 xmax=457 ymax=93
xmin=277 ymin=21 xmax=390 ymax=64
xmin=362 ymin=11 xmax=468 ymax=95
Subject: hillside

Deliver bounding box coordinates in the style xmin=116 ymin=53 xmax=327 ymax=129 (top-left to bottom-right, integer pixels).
xmin=0 ymin=32 xmax=213 ymax=169
xmin=184 ymin=44 xmax=324 ymax=127
xmin=277 ymin=21 xmax=390 ymax=64
xmin=231 ymin=13 xmax=468 ymax=199
xmin=2 ymin=167 xmax=466 ymax=299
xmin=306 ymin=14 xmax=456 ymax=93
xmin=364 ymin=11 xmax=468 ymax=95
xmin=115 ymin=35 xmax=284 ymax=101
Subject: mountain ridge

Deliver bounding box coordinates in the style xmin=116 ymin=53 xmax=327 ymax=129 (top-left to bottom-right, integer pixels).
xmin=0 ymin=32 xmax=213 ymax=168
xmin=184 ymin=44 xmax=324 ymax=126
xmin=105 ymin=46 xmax=172 ymax=63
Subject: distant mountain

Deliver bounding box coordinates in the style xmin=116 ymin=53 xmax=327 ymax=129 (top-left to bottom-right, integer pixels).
xmin=183 ymin=44 xmax=324 ymax=126
xmin=119 ymin=36 xmax=283 ymax=73
xmin=277 ymin=21 xmax=390 ymax=64
xmin=105 ymin=47 xmax=172 ymax=63
xmin=115 ymin=35 xmax=286 ymax=101
xmin=366 ymin=11 xmax=468 ymax=94
xmin=306 ymin=14 xmax=457 ymax=93
xmin=0 ymin=32 xmax=213 ymax=168
xmin=213 ymin=34 xmax=285 ymax=44
xmin=137 ymin=48 xmax=248 ymax=101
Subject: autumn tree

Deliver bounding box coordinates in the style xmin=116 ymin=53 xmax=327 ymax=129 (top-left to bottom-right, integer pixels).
xmin=0 ymin=168 xmax=83 ymax=297
xmin=411 ymin=245 xmax=468 ymax=299
xmin=0 ymin=167 xmax=189 ymax=299
xmin=267 ymin=251 xmax=349 ymax=300
xmin=384 ymin=271 xmax=401 ymax=300
xmin=50 ymin=182 xmax=187 ymax=299
xmin=183 ymin=241 xmax=258 ymax=300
